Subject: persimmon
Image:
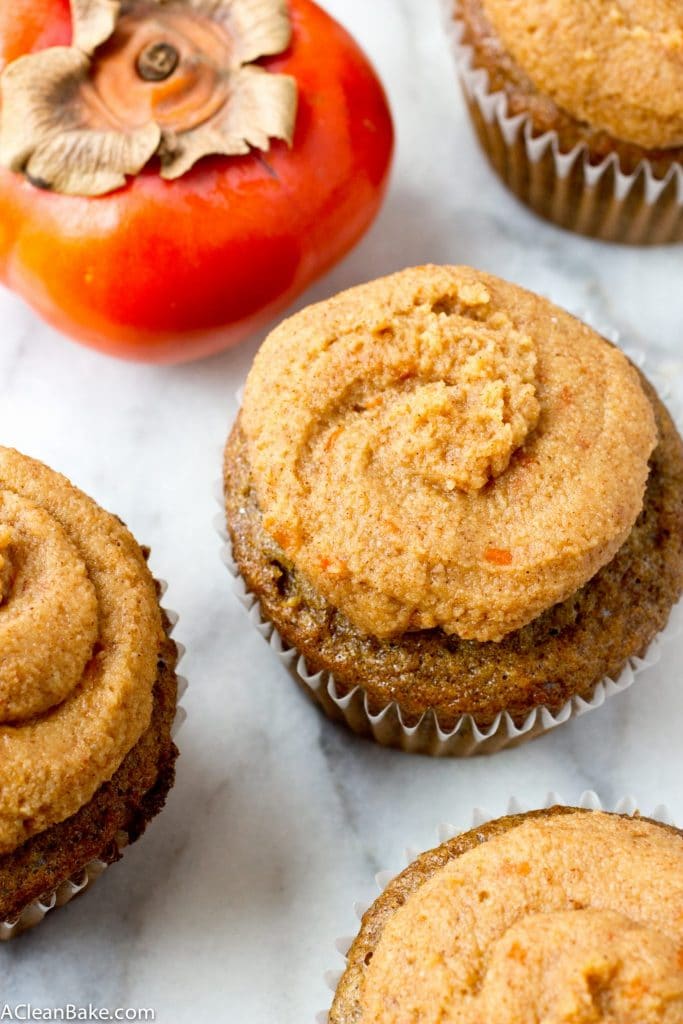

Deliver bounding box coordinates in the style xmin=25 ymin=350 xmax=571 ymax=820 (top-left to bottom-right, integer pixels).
xmin=0 ymin=0 xmax=393 ymax=362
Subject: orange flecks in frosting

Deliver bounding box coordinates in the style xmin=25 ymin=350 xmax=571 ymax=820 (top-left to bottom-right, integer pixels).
xmin=485 ymin=547 xmax=513 ymax=566
xmin=357 ymin=813 xmax=683 ymax=1024
xmin=241 ymin=266 xmax=656 ymax=642
xmin=325 ymin=427 xmax=344 ymax=451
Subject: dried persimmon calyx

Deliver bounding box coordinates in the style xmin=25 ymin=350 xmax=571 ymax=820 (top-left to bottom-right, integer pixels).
xmin=71 ymin=0 xmax=120 ymax=53
xmin=0 ymin=0 xmax=298 ymax=197
xmin=0 ymin=47 xmax=162 ymax=196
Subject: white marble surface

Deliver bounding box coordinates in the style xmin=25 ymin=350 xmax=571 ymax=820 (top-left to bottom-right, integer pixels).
xmin=1 ymin=0 xmax=683 ymax=1019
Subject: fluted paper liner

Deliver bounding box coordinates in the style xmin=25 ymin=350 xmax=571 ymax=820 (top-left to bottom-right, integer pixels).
xmin=221 ymin=540 xmax=683 ymax=756
xmin=443 ymin=0 xmax=683 ymax=245
xmin=220 ymin=343 xmax=683 ymax=756
xmin=0 ymin=581 xmax=187 ymax=940
xmin=317 ymin=791 xmax=676 ymax=1023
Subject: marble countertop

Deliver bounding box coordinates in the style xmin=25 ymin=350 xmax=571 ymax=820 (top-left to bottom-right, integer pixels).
xmin=1 ymin=0 xmax=683 ymax=1019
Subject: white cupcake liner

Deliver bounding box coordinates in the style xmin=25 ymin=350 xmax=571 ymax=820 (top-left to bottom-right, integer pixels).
xmin=220 ymin=539 xmax=683 ymax=756
xmin=443 ymin=0 xmax=683 ymax=244
xmin=319 ymin=791 xmax=677 ymax=1023
xmin=219 ymin=345 xmax=682 ymax=756
xmin=0 ymin=582 xmax=187 ymax=941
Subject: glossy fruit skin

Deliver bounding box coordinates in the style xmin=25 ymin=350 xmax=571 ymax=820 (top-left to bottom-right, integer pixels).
xmin=0 ymin=0 xmax=394 ymax=363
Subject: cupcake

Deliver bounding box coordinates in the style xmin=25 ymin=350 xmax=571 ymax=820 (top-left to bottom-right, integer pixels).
xmin=448 ymin=0 xmax=683 ymax=244
xmin=330 ymin=804 xmax=683 ymax=1022
xmin=0 ymin=447 xmax=180 ymax=937
xmin=223 ymin=265 xmax=683 ymax=755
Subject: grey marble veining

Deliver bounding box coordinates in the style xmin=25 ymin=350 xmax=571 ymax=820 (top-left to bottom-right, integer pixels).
xmin=1 ymin=0 xmax=682 ymax=1020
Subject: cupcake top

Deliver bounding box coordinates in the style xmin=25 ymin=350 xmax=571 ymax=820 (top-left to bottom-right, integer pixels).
xmin=480 ymin=0 xmax=683 ymax=149
xmin=241 ymin=266 xmax=656 ymax=642
xmin=0 ymin=447 xmax=162 ymax=853
xmin=358 ymin=811 xmax=683 ymax=1023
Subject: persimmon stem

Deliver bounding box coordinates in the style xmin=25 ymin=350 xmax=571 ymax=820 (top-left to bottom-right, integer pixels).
xmin=136 ymin=42 xmax=179 ymax=82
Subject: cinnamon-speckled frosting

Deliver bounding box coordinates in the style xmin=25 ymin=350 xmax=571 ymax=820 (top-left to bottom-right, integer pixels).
xmin=357 ymin=812 xmax=683 ymax=1023
xmin=480 ymin=0 xmax=683 ymax=149
xmin=0 ymin=448 xmax=162 ymax=854
xmin=241 ymin=265 xmax=657 ymax=642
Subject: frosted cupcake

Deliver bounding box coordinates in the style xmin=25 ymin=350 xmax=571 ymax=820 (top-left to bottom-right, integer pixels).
xmin=0 ymin=447 xmax=180 ymax=936
xmin=449 ymin=0 xmax=683 ymax=243
xmin=224 ymin=265 xmax=683 ymax=755
xmin=331 ymin=806 xmax=683 ymax=1021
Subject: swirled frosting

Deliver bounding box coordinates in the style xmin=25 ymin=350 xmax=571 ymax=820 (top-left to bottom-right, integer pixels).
xmin=480 ymin=0 xmax=683 ymax=149
xmin=0 ymin=447 xmax=162 ymax=854
xmin=359 ymin=813 xmax=683 ymax=1023
xmin=241 ymin=266 xmax=656 ymax=642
